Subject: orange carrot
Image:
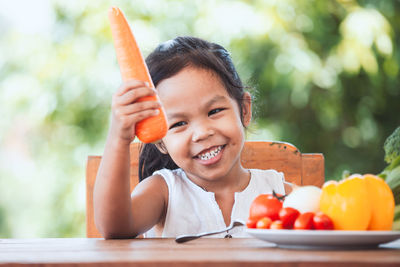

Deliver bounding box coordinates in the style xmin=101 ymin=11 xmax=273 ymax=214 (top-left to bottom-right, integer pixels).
xmin=108 ymin=6 xmax=167 ymax=143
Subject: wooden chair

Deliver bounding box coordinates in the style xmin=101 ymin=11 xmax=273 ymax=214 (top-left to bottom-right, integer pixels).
xmin=86 ymin=141 xmax=324 ymax=238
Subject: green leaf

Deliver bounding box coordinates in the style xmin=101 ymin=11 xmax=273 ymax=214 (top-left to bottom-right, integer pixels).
xmin=384 ymin=155 xmax=400 ymax=172
xmin=385 ymin=166 xmax=400 ymax=191
xmin=394 ymin=205 xmax=400 ymax=221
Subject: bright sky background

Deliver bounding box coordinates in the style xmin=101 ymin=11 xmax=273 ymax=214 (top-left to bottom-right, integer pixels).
xmin=0 ymin=0 xmax=54 ymax=35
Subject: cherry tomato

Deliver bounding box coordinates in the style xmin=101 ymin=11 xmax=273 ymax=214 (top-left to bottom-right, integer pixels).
xmin=249 ymin=194 xmax=283 ymax=221
xmin=313 ymin=212 xmax=334 ymax=230
xmin=279 ymin=207 xmax=300 ymax=229
xmin=294 ymin=212 xmax=315 ymax=230
xmin=270 ymin=220 xmax=284 ymax=230
xmin=256 ymin=217 xmax=272 ymax=229
xmin=246 ymin=218 xmax=257 ymax=229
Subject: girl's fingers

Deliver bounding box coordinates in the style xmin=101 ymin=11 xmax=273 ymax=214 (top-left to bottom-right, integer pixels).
xmin=117 ymin=101 xmax=161 ymax=116
xmin=116 ymin=86 xmax=156 ymax=106
xmin=112 ymin=101 xmax=161 ymax=131
xmin=123 ymin=109 xmax=160 ymax=129
xmin=115 ymin=79 xmax=150 ymax=96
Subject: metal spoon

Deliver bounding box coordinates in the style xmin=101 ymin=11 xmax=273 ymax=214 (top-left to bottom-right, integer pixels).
xmin=175 ymin=220 xmax=245 ymax=243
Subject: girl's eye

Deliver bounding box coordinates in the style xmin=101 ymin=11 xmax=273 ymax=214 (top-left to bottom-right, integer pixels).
xmin=208 ymin=108 xmax=225 ymax=116
xmin=169 ymin=121 xmax=187 ymax=129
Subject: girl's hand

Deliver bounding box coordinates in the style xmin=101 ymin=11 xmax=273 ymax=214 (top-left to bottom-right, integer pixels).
xmin=109 ymin=80 xmax=161 ymax=145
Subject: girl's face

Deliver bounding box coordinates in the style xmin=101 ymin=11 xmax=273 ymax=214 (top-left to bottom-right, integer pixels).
xmin=156 ymin=66 xmax=251 ymax=185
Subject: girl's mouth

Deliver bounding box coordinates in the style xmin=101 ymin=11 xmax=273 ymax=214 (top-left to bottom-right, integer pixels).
xmin=195 ymin=145 xmax=225 ymax=165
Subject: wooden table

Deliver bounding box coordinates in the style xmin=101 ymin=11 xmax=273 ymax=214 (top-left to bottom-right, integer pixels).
xmin=0 ymin=238 xmax=399 ymax=266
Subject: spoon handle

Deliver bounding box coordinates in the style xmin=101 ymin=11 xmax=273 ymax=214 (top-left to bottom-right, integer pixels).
xmin=175 ymin=228 xmax=228 ymax=243
xmin=175 ymin=221 xmax=244 ymax=243
xmin=175 ymin=235 xmax=202 ymax=243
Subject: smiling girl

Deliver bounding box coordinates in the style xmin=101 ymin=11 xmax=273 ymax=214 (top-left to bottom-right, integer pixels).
xmin=94 ymin=36 xmax=285 ymax=238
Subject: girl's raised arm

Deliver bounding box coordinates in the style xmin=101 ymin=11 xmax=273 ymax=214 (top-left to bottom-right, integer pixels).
xmin=93 ymin=132 xmax=168 ymax=238
xmin=93 ymin=128 xmax=134 ymax=238
xmin=93 ymin=80 xmax=166 ymax=238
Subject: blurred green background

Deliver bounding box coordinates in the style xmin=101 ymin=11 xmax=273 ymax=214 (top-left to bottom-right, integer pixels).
xmin=0 ymin=0 xmax=399 ymax=237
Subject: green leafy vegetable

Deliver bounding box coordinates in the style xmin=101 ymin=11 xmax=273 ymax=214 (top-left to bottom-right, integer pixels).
xmin=384 ymin=126 xmax=400 ymax=164
xmin=380 ymin=126 xmax=400 ymax=230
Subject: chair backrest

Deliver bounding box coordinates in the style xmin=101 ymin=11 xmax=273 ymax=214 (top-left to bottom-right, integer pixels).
xmin=86 ymin=141 xmax=324 ymax=237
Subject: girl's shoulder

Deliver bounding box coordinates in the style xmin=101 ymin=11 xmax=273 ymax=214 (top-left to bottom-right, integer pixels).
xmin=152 ymin=168 xmax=209 ymax=196
xmin=132 ymin=172 xmax=169 ymax=195
xmin=147 ymin=168 xmax=188 ymax=193
xmin=152 ymin=168 xmax=185 ymax=185
xmin=138 ymin=168 xmax=184 ymax=187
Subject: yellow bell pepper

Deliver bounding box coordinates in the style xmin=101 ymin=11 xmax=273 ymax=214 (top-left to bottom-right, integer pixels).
xmin=364 ymin=174 xmax=395 ymax=230
xmin=320 ymin=175 xmax=371 ymax=230
xmin=320 ymin=174 xmax=395 ymax=231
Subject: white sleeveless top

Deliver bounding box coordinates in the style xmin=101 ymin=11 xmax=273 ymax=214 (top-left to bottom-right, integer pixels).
xmin=144 ymin=168 xmax=285 ymax=238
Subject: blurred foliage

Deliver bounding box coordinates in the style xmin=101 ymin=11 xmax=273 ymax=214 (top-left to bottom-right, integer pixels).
xmin=236 ymin=0 xmax=400 ymax=179
xmin=0 ymin=0 xmax=399 ymax=237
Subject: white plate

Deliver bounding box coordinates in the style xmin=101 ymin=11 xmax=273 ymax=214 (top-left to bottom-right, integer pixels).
xmin=246 ymin=228 xmax=400 ymax=249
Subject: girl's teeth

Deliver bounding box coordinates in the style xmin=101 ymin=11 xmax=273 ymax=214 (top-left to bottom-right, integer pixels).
xmin=198 ymin=146 xmax=222 ymax=160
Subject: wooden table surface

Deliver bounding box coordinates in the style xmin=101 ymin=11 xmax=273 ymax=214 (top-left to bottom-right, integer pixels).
xmin=0 ymin=237 xmax=399 ymax=267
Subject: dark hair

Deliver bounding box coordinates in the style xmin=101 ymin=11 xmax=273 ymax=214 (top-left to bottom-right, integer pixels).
xmin=138 ymin=36 xmax=247 ymax=181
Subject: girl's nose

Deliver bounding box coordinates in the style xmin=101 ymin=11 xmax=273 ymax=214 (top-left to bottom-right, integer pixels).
xmin=191 ymin=124 xmax=215 ymax=142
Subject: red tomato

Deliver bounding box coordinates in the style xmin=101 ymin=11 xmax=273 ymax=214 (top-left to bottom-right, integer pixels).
xmin=249 ymin=194 xmax=283 ymax=221
xmin=246 ymin=218 xmax=257 ymax=229
xmin=256 ymin=217 xmax=272 ymax=229
xmin=270 ymin=220 xmax=284 ymax=230
xmin=313 ymin=212 xmax=334 ymax=230
xmin=294 ymin=212 xmax=315 ymax=230
xmin=279 ymin=207 xmax=300 ymax=229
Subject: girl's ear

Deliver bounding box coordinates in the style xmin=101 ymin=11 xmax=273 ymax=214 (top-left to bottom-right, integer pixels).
xmin=242 ymin=92 xmax=252 ymax=127
xmin=155 ymin=141 xmax=168 ymax=154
